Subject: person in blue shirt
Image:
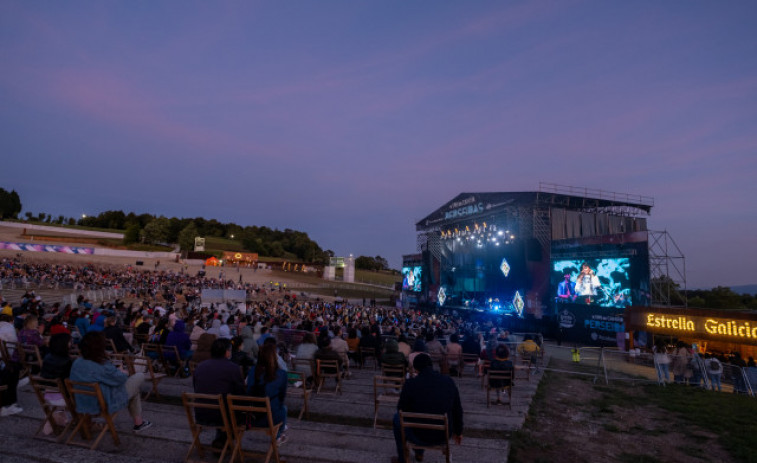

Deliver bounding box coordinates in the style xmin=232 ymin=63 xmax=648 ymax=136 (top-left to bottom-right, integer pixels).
xmin=246 ymin=343 xmax=288 ymax=444
xmin=69 ymin=331 xmax=152 ymax=432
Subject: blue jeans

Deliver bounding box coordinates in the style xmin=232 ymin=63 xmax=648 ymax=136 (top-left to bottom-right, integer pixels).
xmin=656 ymin=363 xmax=670 ymax=383
xmin=709 ymin=373 xmax=722 ymax=392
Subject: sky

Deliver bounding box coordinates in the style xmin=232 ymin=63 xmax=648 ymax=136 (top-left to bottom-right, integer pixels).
xmin=1 ymin=1 xmax=755 ymax=289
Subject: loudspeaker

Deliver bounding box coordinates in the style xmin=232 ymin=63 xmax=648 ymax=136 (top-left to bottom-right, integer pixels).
xmin=136 ymin=261 xmax=144 ymax=266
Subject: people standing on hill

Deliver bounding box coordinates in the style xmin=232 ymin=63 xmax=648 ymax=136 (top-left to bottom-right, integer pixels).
xmin=653 ymin=340 xmax=671 ymax=384
xmin=704 ymin=353 xmax=723 ymax=392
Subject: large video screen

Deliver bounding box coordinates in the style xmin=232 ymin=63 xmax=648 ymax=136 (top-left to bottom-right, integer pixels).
xmin=552 ymin=258 xmax=632 ymax=308
xmin=402 ymin=266 xmax=422 ymax=292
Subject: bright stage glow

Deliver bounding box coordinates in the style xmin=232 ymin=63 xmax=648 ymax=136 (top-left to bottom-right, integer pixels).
xmin=438 ymin=286 xmax=447 ymax=306
xmin=500 ymin=258 xmax=510 ymax=277
xmin=513 ymin=291 xmax=524 ymax=316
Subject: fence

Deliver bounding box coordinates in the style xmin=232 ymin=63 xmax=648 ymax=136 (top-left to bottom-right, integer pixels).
xmin=541 ymin=344 xmax=757 ymax=398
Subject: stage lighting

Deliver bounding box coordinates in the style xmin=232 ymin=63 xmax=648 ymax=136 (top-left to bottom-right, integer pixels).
xmin=500 ymin=258 xmax=510 ymax=277
xmin=497 ymin=231 xmax=504 ymax=236
xmin=438 ymin=287 xmax=447 ymax=306
xmin=513 ymin=291 xmax=524 ymax=316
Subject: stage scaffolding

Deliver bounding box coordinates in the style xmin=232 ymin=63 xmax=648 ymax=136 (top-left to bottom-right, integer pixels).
xmin=648 ymin=230 xmax=687 ymax=307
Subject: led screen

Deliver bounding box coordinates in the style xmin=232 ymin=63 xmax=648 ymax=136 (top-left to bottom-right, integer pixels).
xmin=552 ymin=258 xmax=632 ymax=308
xmin=402 ymin=266 xmax=422 ymax=292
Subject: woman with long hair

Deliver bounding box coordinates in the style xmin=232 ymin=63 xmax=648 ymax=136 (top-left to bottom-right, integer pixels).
xmin=246 ymin=343 xmax=288 ymax=444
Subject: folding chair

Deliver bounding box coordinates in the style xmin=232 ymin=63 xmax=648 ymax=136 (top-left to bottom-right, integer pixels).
xmin=64 ymin=379 xmax=121 ymax=450
xmin=360 ymin=347 xmax=378 ymax=370
xmin=29 ymin=376 xmax=77 ymax=442
xmin=486 ymin=370 xmax=514 ymax=409
xmin=517 ymin=357 xmax=532 ymax=382
xmin=226 ymin=394 xmax=283 ymax=463
xmin=131 ymin=355 xmax=166 ymax=400
xmin=398 ymin=411 xmax=451 ymax=463
xmin=182 ymin=392 xmax=233 ymax=463
xmin=21 ymin=343 xmax=44 ymax=375
xmin=373 ymin=375 xmax=403 ymax=429
xmin=460 ymin=354 xmax=480 ymax=378
xmin=105 ymin=338 xmax=118 ymax=354
xmin=160 ymin=344 xmax=184 ymax=377
xmin=143 ymin=343 xmax=170 ymax=374
xmin=429 ymin=353 xmax=449 ymax=375
xmin=4 ymin=341 xmax=30 ymax=378
xmin=286 ymin=370 xmax=311 ymax=420
xmin=316 ymin=359 xmax=342 ymax=395
xmin=480 ymin=360 xmax=491 ymax=389
xmin=381 ymin=363 xmax=407 ymax=380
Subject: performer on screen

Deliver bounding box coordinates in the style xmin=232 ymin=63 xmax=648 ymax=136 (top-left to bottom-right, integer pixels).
xmin=556 ymin=273 xmax=576 ymax=302
xmin=574 ymin=262 xmax=601 ymax=302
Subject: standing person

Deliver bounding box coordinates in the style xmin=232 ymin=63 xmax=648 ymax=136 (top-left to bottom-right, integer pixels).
xmin=671 ymin=342 xmax=691 ymax=384
xmin=557 ymin=274 xmax=576 ymax=301
xmin=247 ymin=344 xmax=288 ymax=445
xmin=653 ymin=340 xmax=671 ymax=384
xmin=193 ymin=338 xmax=245 ymax=449
xmin=0 ymin=306 xmax=25 ymax=416
xmin=705 ymin=353 xmax=723 ymax=392
xmin=391 ymin=353 xmax=463 ymax=463
xmin=69 ymin=332 xmax=152 ymax=432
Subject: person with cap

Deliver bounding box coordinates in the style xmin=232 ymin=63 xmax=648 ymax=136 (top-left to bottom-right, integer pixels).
xmin=391 ymin=353 xmax=463 ymax=463
xmin=0 ymin=304 xmax=25 ymax=416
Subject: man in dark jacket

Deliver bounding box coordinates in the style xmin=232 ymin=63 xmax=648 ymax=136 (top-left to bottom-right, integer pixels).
xmin=193 ymin=338 xmax=245 ymax=448
xmin=392 ymin=353 xmax=463 ymax=463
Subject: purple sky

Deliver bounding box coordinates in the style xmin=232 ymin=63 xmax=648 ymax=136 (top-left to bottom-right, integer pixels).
xmin=1 ymin=2 xmax=755 ymax=289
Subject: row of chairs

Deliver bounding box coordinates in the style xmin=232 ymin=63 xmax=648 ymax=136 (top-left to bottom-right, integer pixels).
xmin=27 ymin=375 xmax=285 ymax=462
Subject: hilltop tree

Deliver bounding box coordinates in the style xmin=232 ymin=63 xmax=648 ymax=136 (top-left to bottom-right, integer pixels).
xmin=178 ymin=222 xmax=199 ymax=251
xmin=140 ymin=217 xmax=170 ymax=244
xmin=0 ymin=188 xmax=22 ymax=219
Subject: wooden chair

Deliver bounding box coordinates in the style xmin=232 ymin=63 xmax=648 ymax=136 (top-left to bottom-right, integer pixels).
xmin=29 ymin=375 xmax=77 ymax=442
xmin=460 ymin=354 xmax=480 ymax=378
xmin=316 ymin=359 xmax=342 ymax=395
xmin=131 ymin=355 xmax=167 ymax=400
xmin=292 ymin=357 xmax=315 ymax=383
xmin=20 ymin=343 xmax=44 ymax=375
xmin=105 ymin=338 xmax=118 ymax=354
xmin=143 ymin=343 xmax=170 ymax=374
xmin=480 ymin=360 xmax=491 ymax=389
xmin=286 ymin=370 xmax=311 ymax=420
xmin=182 ymin=392 xmax=234 ymax=463
xmin=381 ymin=363 xmax=407 ymax=380
xmin=486 ymin=370 xmax=514 ymax=409
xmin=429 ymin=353 xmax=449 ymax=375
xmin=226 ymin=394 xmax=283 ymax=463
xmin=517 ymin=357 xmax=531 ymax=382
xmin=64 ymin=379 xmax=121 ymax=450
xmin=160 ymin=344 xmax=184 ymax=377
xmin=0 ymin=340 xmax=10 ymax=365
xmin=373 ymin=375 xmax=403 ymax=429
xmin=360 ymin=347 xmax=378 ymax=370
xmin=109 ymin=353 xmax=135 ymax=375
xmin=398 ymin=411 xmax=451 ymax=463
xmin=4 ymin=341 xmax=30 ymax=378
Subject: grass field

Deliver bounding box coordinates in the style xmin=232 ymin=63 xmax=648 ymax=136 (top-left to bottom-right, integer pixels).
xmin=510 ymin=365 xmax=757 ymax=463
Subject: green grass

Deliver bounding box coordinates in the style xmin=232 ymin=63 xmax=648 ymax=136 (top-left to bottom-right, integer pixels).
xmin=642 ymin=384 xmax=757 ymax=463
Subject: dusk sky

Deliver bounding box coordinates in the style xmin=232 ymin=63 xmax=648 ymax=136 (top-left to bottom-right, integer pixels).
xmin=1 ymin=1 xmax=755 ymax=289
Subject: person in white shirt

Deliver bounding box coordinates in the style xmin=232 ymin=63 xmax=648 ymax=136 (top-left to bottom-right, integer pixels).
xmin=574 ymin=263 xmax=601 ymax=298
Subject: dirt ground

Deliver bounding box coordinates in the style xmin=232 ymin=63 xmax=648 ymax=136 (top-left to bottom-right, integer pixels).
xmin=510 ymin=361 xmax=735 ymax=463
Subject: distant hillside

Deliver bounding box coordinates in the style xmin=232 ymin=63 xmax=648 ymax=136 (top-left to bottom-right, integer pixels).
xmin=731 ymin=284 xmax=757 ymax=296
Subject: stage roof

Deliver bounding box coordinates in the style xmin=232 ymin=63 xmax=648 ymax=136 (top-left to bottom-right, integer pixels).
xmin=416 ymin=189 xmax=653 ymax=231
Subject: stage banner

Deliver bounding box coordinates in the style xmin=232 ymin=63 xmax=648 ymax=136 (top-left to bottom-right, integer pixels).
xmin=0 ymin=241 xmax=94 ymax=254
xmin=201 ymin=289 xmax=247 ymax=303
xmin=558 ymin=303 xmax=625 ymax=347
